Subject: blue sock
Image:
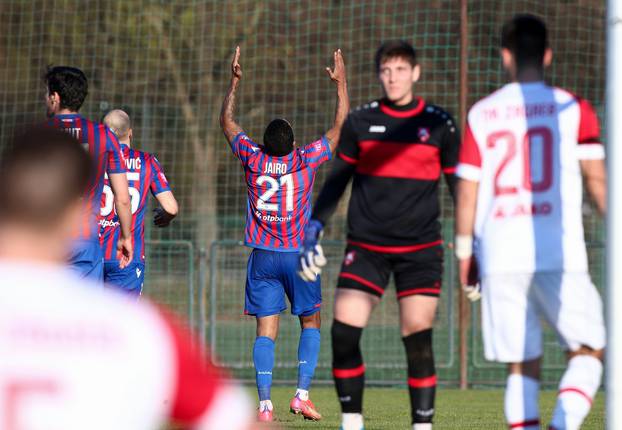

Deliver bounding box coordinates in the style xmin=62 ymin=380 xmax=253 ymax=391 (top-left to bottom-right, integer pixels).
xmin=297 ymin=328 xmax=321 ymax=391
xmin=253 ymin=336 xmax=275 ymax=401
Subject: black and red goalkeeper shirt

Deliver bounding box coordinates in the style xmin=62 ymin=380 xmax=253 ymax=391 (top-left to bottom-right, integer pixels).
xmin=312 ymin=97 xmax=459 ymax=251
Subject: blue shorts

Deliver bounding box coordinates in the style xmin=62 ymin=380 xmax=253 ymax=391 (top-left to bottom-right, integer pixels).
xmin=245 ymin=248 xmax=322 ymax=317
xmin=68 ymin=239 xmax=103 ymax=283
xmin=103 ymin=262 xmax=145 ymax=295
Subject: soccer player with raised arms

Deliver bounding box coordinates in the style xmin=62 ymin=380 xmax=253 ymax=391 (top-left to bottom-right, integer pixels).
xmin=100 ymin=109 xmax=179 ymax=295
xmin=44 ymin=66 xmax=133 ymax=279
xmin=220 ymin=46 xmax=349 ymax=422
xmin=455 ymin=15 xmax=606 ymax=430
xmin=300 ymin=41 xmax=460 ymax=430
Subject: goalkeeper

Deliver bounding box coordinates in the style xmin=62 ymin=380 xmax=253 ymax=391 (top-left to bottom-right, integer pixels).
xmin=299 ymin=40 xmax=459 ymax=430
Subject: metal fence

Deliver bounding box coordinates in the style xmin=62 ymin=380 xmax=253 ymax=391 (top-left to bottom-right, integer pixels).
xmin=0 ymin=0 xmax=607 ymax=387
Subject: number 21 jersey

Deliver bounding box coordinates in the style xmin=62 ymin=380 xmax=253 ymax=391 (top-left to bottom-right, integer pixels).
xmin=231 ymin=132 xmax=331 ymax=252
xmin=457 ymin=82 xmax=603 ymax=275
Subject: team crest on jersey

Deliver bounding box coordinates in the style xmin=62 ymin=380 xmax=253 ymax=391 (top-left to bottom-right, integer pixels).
xmin=417 ymin=127 xmax=431 ymax=142
xmin=344 ymin=251 xmax=356 ymax=266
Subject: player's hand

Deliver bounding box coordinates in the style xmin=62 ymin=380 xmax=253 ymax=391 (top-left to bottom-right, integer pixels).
xmin=231 ymin=46 xmax=242 ymax=81
xmin=325 ymin=49 xmax=346 ymax=86
xmin=117 ymin=236 xmax=133 ymax=269
xmin=153 ymin=207 xmax=175 ymax=228
xmin=298 ymin=219 xmax=327 ymax=282
xmin=458 ymin=256 xmax=481 ymax=302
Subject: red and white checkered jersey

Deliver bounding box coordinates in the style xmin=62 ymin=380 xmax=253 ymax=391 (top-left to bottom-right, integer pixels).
xmin=457 ymin=82 xmax=603 ymax=275
xmin=0 ymin=261 xmax=251 ymax=430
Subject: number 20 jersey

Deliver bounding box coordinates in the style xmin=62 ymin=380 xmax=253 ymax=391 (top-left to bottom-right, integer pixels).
xmin=231 ymin=132 xmax=332 ymax=252
xmin=457 ymin=82 xmax=603 ymax=275
xmin=99 ymin=144 xmax=171 ymax=263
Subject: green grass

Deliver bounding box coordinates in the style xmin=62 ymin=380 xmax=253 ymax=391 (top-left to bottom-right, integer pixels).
xmin=255 ymin=387 xmax=604 ymax=429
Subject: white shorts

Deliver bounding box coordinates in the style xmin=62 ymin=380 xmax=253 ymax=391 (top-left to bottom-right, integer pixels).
xmin=481 ymin=271 xmax=606 ymax=363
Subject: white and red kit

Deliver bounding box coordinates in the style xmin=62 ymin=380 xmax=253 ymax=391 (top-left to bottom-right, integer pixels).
xmin=457 ymin=82 xmax=605 ymax=362
xmin=0 ymin=261 xmax=251 ymax=430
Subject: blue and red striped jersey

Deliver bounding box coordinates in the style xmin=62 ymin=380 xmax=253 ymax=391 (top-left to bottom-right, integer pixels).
xmin=231 ymin=131 xmax=332 ymax=252
xmin=99 ymin=145 xmax=171 ymax=263
xmin=49 ymin=113 xmax=126 ymax=241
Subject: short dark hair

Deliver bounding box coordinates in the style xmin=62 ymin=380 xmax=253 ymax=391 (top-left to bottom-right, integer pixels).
xmin=43 ymin=66 xmax=89 ymax=112
xmin=501 ymin=14 xmax=548 ymax=70
xmin=263 ymin=119 xmax=294 ymax=157
xmin=375 ymin=40 xmax=417 ymax=72
xmin=0 ymin=126 xmax=93 ymax=228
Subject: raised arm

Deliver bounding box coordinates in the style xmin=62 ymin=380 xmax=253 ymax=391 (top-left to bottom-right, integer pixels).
xmin=220 ymin=46 xmax=244 ymax=144
xmin=324 ymin=49 xmax=349 ymax=154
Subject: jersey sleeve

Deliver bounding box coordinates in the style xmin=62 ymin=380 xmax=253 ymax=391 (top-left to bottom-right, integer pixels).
xmin=105 ymin=127 xmax=126 ymax=174
xmin=456 ymin=120 xmax=482 ymax=182
xmin=301 ymin=136 xmax=332 ymax=170
xmin=335 ymin=115 xmax=359 ymax=165
xmin=149 ymin=155 xmax=172 ymax=196
xmin=230 ymin=131 xmax=259 ymax=166
xmin=160 ymin=310 xmax=251 ymax=430
xmin=577 ymin=98 xmax=605 ymax=160
xmin=440 ymin=116 xmax=460 ymax=174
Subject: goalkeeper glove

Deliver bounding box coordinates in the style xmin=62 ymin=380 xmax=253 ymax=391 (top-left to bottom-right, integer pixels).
xmin=461 ymin=256 xmax=481 ymax=302
xmin=298 ymin=219 xmax=327 ymax=282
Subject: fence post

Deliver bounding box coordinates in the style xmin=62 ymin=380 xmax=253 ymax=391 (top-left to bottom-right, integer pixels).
xmin=199 ymin=246 xmax=208 ymax=349
xmin=209 ymin=241 xmax=219 ymax=359
xmin=458 ymin=0 xmax=470 ymax=390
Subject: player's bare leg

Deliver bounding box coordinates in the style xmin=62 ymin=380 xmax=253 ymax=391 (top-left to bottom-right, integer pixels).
xmin=290 ymin=311 xmax=323 ymax=420
xmin=254 ymin=315 xmax=279 ymax=422
xmin=332 ymin=289 xmax=380 ymax=430
xmin=504 ymin=358 xmax=541 ymax=430
xmin=399 ymin=295 xmax=438 ymax=430
xmin=549 ymin=347 xmax=604 ymax=430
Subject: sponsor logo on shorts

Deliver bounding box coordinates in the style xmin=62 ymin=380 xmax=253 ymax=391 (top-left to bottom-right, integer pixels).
xmin=136 ymin=267 xmax=142 ymax=278
xmin=339 ymin=396 xmax=352 ymax=402
xmin=344 ymin=251 xmax=356 ymax=266
xmin=257 ymin=371 xmax=272 ymax=375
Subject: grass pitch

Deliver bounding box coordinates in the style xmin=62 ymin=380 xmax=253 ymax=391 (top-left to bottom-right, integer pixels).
xmin=260 ymin=386 xmax=604 ymax=429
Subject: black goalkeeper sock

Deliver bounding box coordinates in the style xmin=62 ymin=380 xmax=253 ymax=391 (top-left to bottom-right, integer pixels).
xmin=332 ymin=319 xmax=365 ymax=413
xmin=403 ymin=329 xmax=436 ymax=424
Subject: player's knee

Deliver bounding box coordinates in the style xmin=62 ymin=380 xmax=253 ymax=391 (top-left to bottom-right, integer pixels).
xmin=567 ymin=346 xmax=604 ymax=362
xmin=332 ymin=319 xmax=363 ymax=366
xmin=508 ymin=358 xmax=541 ymax=380
xmin=300 ymin=311 xmax=321 ymax=329
xmin=402 ymin=328 xmax=435 ymax=376
xmin=256 ymin=315 xmax=280 ymax=340
xmin=399 ymin=296 xmax=437 ymax=336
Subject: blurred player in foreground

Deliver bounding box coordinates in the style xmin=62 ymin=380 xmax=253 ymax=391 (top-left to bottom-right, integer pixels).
xmin=301 ymin=41 xmax=459 ymax=430
xmin=455 ymin=15 xmax=606 ymax=430
xmin=0 ymin=126 xmax=254 ymax=430
xmin=220 ymin=46 xmax=349 ymax=422
xmin=44 ymin=66 xmax=133 ymax=279
xmin=100 ymin=109 xmax=178 ymax=295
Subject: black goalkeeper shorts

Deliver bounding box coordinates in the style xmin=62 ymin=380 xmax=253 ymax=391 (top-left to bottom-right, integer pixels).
xmin=336 ymin=241 xmax=443 ymax=299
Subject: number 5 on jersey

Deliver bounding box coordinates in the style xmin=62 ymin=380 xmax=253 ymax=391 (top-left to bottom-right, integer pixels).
xmin=101 ymin=172 xmax=140 ymax=216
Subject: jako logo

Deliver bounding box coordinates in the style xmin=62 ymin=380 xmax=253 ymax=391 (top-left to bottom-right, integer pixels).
xmin=369 ymin=125 xmax=386 ymax=133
